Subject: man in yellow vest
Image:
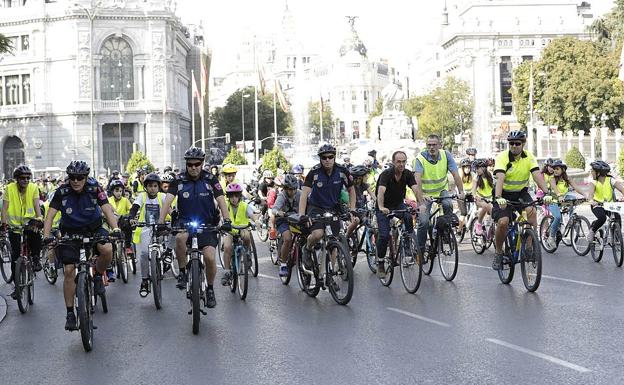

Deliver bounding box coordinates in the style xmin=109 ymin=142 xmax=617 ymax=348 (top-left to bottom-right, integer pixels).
xmin=414 ymin=134 xmax=465 ymax=258
xmin=492 ymin=131 xmax=551 ymax=270
xmin=1 ymin=165 xmax=43 ymax=299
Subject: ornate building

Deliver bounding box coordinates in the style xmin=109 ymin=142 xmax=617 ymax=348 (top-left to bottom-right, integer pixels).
xmin=0 ymin=0 xmax=203 ymax=178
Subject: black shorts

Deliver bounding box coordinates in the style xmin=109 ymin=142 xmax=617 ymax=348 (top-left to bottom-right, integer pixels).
xmin=492 ymin=189 xmax=533 ymax=222
xmin=186 ymin=230 xmax=218 ymax=250
xmin=308 ymin=207 xmax=341 ymax=234
xmin=57 ymin=227 xmax=109 ymax=265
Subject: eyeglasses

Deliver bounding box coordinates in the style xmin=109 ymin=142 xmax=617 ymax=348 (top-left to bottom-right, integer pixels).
xmin=509 ymin=142 xmax=523 ymax=147
xmin=426 ymin=143 xmax=438 ymax=147
xmin=320 ymin=155 xmax=335 ymax=160
xmin=186 ymin=162 xmax=202 ymax=168
xmin=18 ymin=176 xmax=31 ymax=181
xmin=68 ymin=175 xmax=85 ymax=181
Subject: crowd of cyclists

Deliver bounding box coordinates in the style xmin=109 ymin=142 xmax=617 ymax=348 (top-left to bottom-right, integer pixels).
xmin=2 ymin=128 xmax=623 ymax=347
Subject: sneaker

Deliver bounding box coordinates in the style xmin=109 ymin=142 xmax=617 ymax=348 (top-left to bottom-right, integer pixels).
xmin=205 ymin=288 xmax=216 ymax=308
xmin=65 ymin=312 xmax=78 ymax=331
xmin=269 ymin=228 xmax=277 ymax=240
xmin=279 ymin=264 xmax=289 ymax=277
xmin=587 ymin=230 xmax=595 ymax=243
xmin=93 ymin=274 xmax=106 ymax=296
xmin=492 ymin=254 xmax=502 ymax=270
xmin=139 ymin=280 xmax=149 ymax=297
xmin=220 ymin=270 xmax=232 ymax=286
xmin=474 ymin=222 xmax=484 ymax=236
xmin=377 ymin=261 xmax=386 ymax=278
xmin=107 ymin=270 xmax=116 ymax=282
xmin=176 ymin=271 xmax=187 ymax=290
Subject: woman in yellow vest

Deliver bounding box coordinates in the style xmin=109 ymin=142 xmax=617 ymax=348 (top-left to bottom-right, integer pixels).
xmin=221 ymin=183 xmax=256 ymax=286
xmin=471 ymin=159 xmax=494 ymax=236
xmin=457 ymin=158 xmax=475 ymax=235
xmin=586 ymin=160 xmax=624 ymax=242
xmin=128 ymin=173 xmax=170 ymax=296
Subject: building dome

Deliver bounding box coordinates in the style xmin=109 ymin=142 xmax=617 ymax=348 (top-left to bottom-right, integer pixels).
xmin=339 ymin=17 xmax=367 ymax=58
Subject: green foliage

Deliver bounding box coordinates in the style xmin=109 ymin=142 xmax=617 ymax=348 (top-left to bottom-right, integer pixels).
xmin=222 ymin=147 xmax=247 ymax=165
xmin=308 ymin=101 xmax=334 ymax=140
xmin=0 ymin=34 xmax=13 ymax=54
xmin=369 ymin=98 xmax=384 ymax=119
xmin=125 ymin=151 xmax=154 ymax=174
xmin=512 ymin=37 xmax=624 ymax=131
xmin=618 ymin=148 xmax=624 ymax=175
xmin=588 ymin=0 xmax=624 ymax=51
xmin=261 ymin=147 xmax=291 ymax=176
xmin=565 ymin=146 xmax=586 ymax=169
xmin=210 ymin=87 xmax=292 ymax=150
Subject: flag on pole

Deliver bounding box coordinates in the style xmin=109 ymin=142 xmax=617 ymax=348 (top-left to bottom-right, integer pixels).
xmin=275 ymin=79 xmax=289 ymax=112
xmin=258 ymin=65 xmax=266 ymax=95
xmin=191 ymin=71 xmax=203 ymax=118
xmin=619 ymin=46 xmax=624 ymax=82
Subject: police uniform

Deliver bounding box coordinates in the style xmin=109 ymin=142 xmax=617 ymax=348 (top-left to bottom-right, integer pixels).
xmin=303 ymin=163 xmax=353 ymax=232
xmin=167 ymin=170 xmax=224 ymax=249
xmin=492 ymin=149 xmax=539 ymax=221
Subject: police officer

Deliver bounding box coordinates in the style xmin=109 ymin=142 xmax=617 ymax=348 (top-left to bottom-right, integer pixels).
xmin=42 ymin=161 xmax=121 ymax=331
xmin=158 ymin=147 xmax=230 ymax=309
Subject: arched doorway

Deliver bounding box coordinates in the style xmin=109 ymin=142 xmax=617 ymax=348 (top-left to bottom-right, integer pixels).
xmin=3 ymin=136 xmax=25 ymax=179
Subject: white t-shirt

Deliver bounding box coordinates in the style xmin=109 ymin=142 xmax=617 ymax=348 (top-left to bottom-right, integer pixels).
xmin=133 ymin=193 xmax=161 ymax=224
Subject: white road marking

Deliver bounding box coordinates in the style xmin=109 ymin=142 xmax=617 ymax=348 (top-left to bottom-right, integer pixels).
xmin=458 ymin=262 xmax=604 ymax=287
xmin=387 ymin=307 xmax=451 ymax=328
xmin=486 ymin=338 xmax=592 ymax=373
xmin=257 ymin=273 xmax=280 ymax=281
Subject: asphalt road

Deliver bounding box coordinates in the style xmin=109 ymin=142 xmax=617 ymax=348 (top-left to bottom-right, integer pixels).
xmin=1 ymin=215 xmax=623 ymax=385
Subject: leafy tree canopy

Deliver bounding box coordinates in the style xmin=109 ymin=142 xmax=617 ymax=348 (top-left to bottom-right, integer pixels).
xmin=307 ymin=101 xmax=334 ymax=140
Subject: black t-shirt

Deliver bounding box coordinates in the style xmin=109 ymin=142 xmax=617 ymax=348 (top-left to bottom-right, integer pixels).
xmin=375 ymin=167 xmax=417 ymax=210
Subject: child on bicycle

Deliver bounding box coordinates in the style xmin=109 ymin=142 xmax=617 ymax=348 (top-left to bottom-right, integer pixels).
xmin=272 ymin=175 xmax=301 ymax=277
xmin=221 ymin=183 xmax=257 ymax=286
xmin=345 ymin=165 xmax=375 ymax=241
xmin=586 ymin=160 xmax=624 ymax=242
xmin=471 ymin=159 xmax=493 ymax=236
xmin=457 ymin=158 xmax=475 ymax=236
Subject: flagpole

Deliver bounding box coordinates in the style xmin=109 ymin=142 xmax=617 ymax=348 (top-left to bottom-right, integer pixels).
xmin=162 ymin=36 xmax=168 ymax=166
xmin=254 ymin=84 xmax=259 ymax=165
xmin=191 ymin=70 xmax=196 ymax=145
xmin=320 ymin=96 xmax=324 ymax=143
xmin=273 ymin=84 xmax=278 ymax=148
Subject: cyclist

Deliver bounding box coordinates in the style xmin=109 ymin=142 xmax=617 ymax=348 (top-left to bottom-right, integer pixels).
xmin=221 ymin=163 xmax=238 ymax=188
xmin=158 ymin=147 xmax=231 ymax=308
xmin=108 ymin=180 xmax=131 ymax=217
xmin=413 ymin=134 xmax=465 ymax=259
xmin=343 ymin=156 xmax=353 ymax=170
xmin=456 ymin=158 xmax=474 ymax=236
xmin=42 ymin=161 xmax=120 ymax=331
xmin=1 ymin=165 xmax=43 ymax=299
xmin=345 ymin=165 xmax=375 ymax=241
xmin=466 ymin=147 xmax=478 ymax=167
xmin=291 ymin=164 xmax=305 ymax=189
xmin=368 ymin=149 xmax=380 ymax=169
xmin=299 ymin=144 xmax=355 ymax=272
xmin=221 ymin=183 xmax=256 ymax=285
xmin=491 ymin=131 xmax=551 ymax=270
xmin=586 ymin=160 xmax=624 ymax=242
xmin=132 ymin=166 xmax=149 ymax=195
xmin=472 ymin=159 xmax=494 ymax=236
xmin=536 ymin=158 xmax=555 ymax=197
xmin=161 ymin=172 xmax=175 ymax=194
xmin=272 ymin=174 xmax=301 ymax=277
xmin=375 ymin=151 xmax=419 ymax=277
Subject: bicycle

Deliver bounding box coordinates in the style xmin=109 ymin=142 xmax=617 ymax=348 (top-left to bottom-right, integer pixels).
xmin=219 ymin=222 xmax=259 ymax=277
xmin=12 ymin=222 xmax=41 ymax=314
xmin=53 ymin=233 xmax=111 ymax=352
xmin=346 ymin=206 xmax=378 ymax=273
xmin=421 ymin=196 xmax=460 ymax=281
xmin=279 ymin=214 xmax=306 ymax=287
xmin=255 ymin=203 xmax=270 ymax=242
xmin=135 ymin=222 xmax=168 ymax=309
xmin=493 ymin=199 xmax=543 ymax=292
xmin=589 ymin=202 xmax=624 ymax=267
xmin=41 ymin=246 xmax=61 ymax=285
xmin=457 ymin=195 xmax=475 ymax=243
xmin=1 ymin=231 xmax=13 ymax=283
xmin=539 ymin=197 xmax=591 ymax=255
xmin=225 ymin=224 xmax=253 ymax=300
xmin=377 ymin=208 xmax=422 ymax=293
xmin=470 ymin=215 xmax=495 ymax=255
xmin=110 ymin=237 xmax=129 ymax=284
xmin=299 ymin=211 xmax=354 ymax=305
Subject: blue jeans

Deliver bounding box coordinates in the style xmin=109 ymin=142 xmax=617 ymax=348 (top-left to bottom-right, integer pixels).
xmin=376 ymin=203 xmax=414 ymax=261
xmin=549 ymin=193 xmax=576 ymax=237
xmin=416 ymin=191 xmax=454 ymax=253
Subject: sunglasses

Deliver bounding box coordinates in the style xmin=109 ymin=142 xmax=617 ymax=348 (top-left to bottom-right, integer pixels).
xmin=320 ymin=155 xmax=335 ymax=160
xmin=509 ymin=142 xmax=523 ymax=147
xmin=18 ymin=176 xmax=31 ymax=181
xmin=186 ymin=162 xmax=203 ymax=168
xmin=68 ymin=175 xmax=85 ymax=181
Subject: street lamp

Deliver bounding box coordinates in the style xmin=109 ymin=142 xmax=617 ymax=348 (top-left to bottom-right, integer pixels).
xmin=241 ymin=93 xmax=250 ymax=148
xmin=74 ymin=1 xmax=103 ymax=175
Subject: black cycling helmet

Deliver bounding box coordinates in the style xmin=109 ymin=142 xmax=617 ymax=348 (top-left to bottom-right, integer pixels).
xmin=282 ymin=174 xmax=299 ymax=190
xmin=109 ymin=180 xmax=124 ymax=190
xmin=66 ymin=160 xmax=90 ymax=176
xmin=368 ymin=149 xmax=377 ymax=157
xmin=350 ymin=165 xmax=369 ymax=177
xmin=551 ymin=159 xmax=567 ymax=170
xmin=184 ymin=146 xmax=205 ymax=161
xmin=507 ymin=130 xmax=527 ymax=142
xmin=590 ymin=160 xmax=610 ymax=174
xmin=545 ymin=158 xmax=555 ymax=166
xmin=13 ymin=165 xmax=32 ymax=179
xmin=473 ymin=158 xmax=488 ymax=168
xmin=460 ymin=158 xmax=472 ymax=167
xmin=143 ymin=173 xmax=162 ymax=186
xmin=163 ymin=166 xmax=172 ymax=173
xmin=317 ymin=143 xmax=336 ymax=156
xmin=465 ymin=147 xmax=477 ymax=156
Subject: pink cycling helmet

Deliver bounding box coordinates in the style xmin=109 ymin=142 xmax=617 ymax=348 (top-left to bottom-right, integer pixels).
xmin=226 ymin=183 xmax=243 ymax=194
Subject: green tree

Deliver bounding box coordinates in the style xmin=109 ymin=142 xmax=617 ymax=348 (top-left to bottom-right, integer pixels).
xmin=261 ymin=147 xmax=291 ymax=176
xmin=588 ymin=0 xmax=624 ymax=51
xmin=308 ymin=101 xmax=334 ymax=140
xmin=512 ymin=37 xmax=624 ymax=131
xmin=402 ymin=95 xmax=427 ymax=118
xmin=126 ymin=151 xmax=154 ymax=174
xmin=565 ymin=146 xmax=586 ymax=169
xmin=369 ymin=98 xmax=384 ymax=119
xmin=210 ymin=87 xmax=292 ymax=150
xmin=0 ymin=34 xmax=12 ymax=54
xmin=222 ymin=147 xmax=247 ymax=165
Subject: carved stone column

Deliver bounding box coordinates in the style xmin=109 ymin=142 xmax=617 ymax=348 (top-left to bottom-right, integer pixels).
xmin=600 ymin=125 xmax=609 ymax=161
xmin=616 ymin=129 xmax=622 ymax=160
xmin=578 ymin=130 xmax=585 ymax=155
xmin=589 ymin=127 xmax=597 ymax=162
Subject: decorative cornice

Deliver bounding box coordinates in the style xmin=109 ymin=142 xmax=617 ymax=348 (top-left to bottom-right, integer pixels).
xmin=0 ymin=14 xmax=172 ymax=28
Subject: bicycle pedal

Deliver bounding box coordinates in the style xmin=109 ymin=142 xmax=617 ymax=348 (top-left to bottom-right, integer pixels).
xmin=200 ymin=309 xmax=207 ymax=315
xmin=188 ymin=309 xmax=192 ymax=315
xmin=93 ymin=325 xmax=98 ymax=330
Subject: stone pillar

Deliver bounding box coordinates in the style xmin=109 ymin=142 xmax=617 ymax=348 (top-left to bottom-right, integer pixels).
xmin=527 ymin=123 xmax=534 ymax=156
xmin=566 ymin=130 xmax=573 ymax=154
xmin=578 ymin=130 xmax=585 ymax=155
xmin=536 ymin=124 xmax=544 ymax=158
xmin=616 ymin=128 xmax=622 ymax=160
xmin=590 ymin=127 xmax=597 ymax=162
xmin=556 ymin=131 xmax=563 ymax=158
xmin=600 ymin=125 xmax=609 ymax=161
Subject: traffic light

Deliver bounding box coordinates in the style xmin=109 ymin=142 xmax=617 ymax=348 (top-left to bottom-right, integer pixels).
xmin=225 ymin=133 xmax=230 ymax=144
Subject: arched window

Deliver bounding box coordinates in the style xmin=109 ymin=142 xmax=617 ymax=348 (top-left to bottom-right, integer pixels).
xmin=100 ymin=36 xmax=134 ymax=100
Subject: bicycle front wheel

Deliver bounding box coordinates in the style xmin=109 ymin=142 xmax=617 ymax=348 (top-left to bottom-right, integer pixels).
xmin=611 ymin=223 xmax=623 ymax=267
xmin=76 ymin=272 xmax=94 ymax=352
xmin=217 ymin=232 xmax=225 ymax=269
xmin=117 ymin=244 xmax=128 ymax=284
xmin=237 ymin=250 xmax=249 ymax=300
xmin=257 ymin=215 xmax=269 ymax=242
xmin=42 ymin=249 xmax=57 ymax=285
xmin=150 ymin=248 xmax=163 ymax=310
xmin=422 ymin=234 xmax=435 ymax=276
xmin=539 ymin=215 xmax=557 ymax=253
xmin=520 ymin=228 xmax=542 ymax=292
xmin=365 ymin=229 xmax=377 ymax=274
xmin=15 ymin=257 xmax=29 ymax=314
xmin=0 ymin=240 xmax=11 ymax=283
xmin=399 ymin=235 xmax=422 ymax=293
xmin=571 ymin=216 xmax=591 ymax=256
xmin=190 ymin=257 xmax=201 ymax=335
xmin=326 ymin=240 xmax=354 ymax=305
xmin=249 ymin=232 xmax=259 ymax=277
xmin=438 ymin=229 xmax=458 ymax=281
xmin=498 ymin=242 xmax=515 ymax=284
xmin=590 ymin=228 xmax=605 ymax=262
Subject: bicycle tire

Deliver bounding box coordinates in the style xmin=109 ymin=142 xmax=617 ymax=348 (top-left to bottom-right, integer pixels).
xmin=0 ymin=240 xmax=12 ymax=283
xmin=76 ymin=272 xmax=94 ymax=352
xmin=237 ymin=248 xmax=249 ymax=300
xmin=15 ymin=257 xmax=29 ymax=314
xmin=129 ymin=249 xmax=137 ymax=275
xmin=249 ymin=232 xmax=259 ymax=277
xmin=470 ymin=221 xmax=487 ymax=254
xmin=498 ymin=241 xmax=515 ymax=284
xmin=270 ymin=238 xmax=280 ymax=266
xmin=42 ymin=250 xmax=57 ymax=285
xmin=611 ymin=222 xmax=623 ymax=267
xmin=190 ymin=257 xmax=201 ymax=335
xmin=539 ymin=215 xmax=557 ymax=253
xmin=571 ymin=216 xmax=591 ymax=256
xmin=27 ymin=265 xmax=34 ymax=305
xmin=257 ymin=214 xmax=269 ymax=242
xmin=170 ymin=248 xmax=180 ymax=278
xmin=422 ymin=234 xmax=435 ymax=276
xmin=150 ymin=248 xmax=162 ymax=310
xmin=561 ymin=214 xmax=572 ymax=246
xmin=99 ymin=291 xmax=108 ymax=313
xmin=349 ymin=232 xmax=358 ymax=267
xmin=591 ymin=228 xmax=605 ymax=262
xmin=365 ymin=230 xmax=377 ymax=274
xmin=326 ymin=240 xmax=354 ymax=305
xmin=217 ymin=232 xmax=225 ymax=269
xmin=520 ymin=228 xmax=542 ymax=292
xmin=399 ymin=235 xmax=422 ymax=293
xmin=297 ymin=250 xmax=319 ymax=297
xmin=281 ymin=243 xmax=296 ymax=285
xmin=438 ymin=229 xmax=459 ymax=281
xmin=118 ymin=244 xmax=128 ymax=284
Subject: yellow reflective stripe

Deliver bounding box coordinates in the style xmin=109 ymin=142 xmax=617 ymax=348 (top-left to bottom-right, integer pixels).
xmin=423 ymin=186 xmax=445 ymax=194
xmin=505 ymin=179 xmax=529 ymax=185
xmin=422 ymin=176 xmax=448 ymax=184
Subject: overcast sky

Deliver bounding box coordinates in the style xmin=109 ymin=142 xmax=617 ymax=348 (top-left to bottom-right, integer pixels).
xmin=177 ymin=0 xmax=616 ymax=75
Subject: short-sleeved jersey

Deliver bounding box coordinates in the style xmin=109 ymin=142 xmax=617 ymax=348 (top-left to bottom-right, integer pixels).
xmin=167 ymin=171 xmax=224 ymax=224
xmin=304 ymin=164 xmax=353 ymax=210
xmin=494 ymin=150 xmax=539 ymax=193
xmin=375 ymin=167 xmax=417 ymax=210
